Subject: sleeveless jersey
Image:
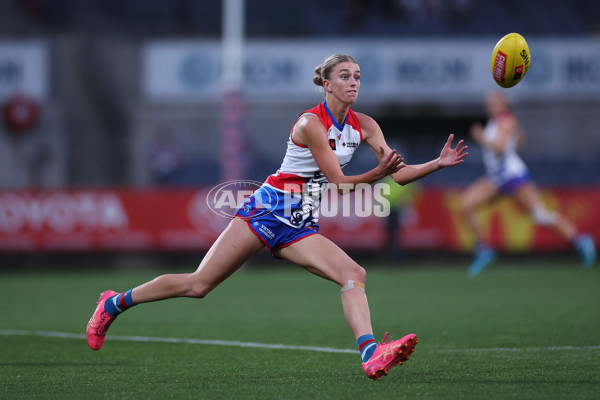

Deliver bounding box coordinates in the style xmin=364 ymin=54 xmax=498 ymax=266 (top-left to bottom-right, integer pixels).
xmin=262 ymin=100 xmax=364 ymax=228
xmin=482 ymin=112 xmax=528 ymax=186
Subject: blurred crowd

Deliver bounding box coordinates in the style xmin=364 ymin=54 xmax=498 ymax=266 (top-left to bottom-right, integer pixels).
xmin=3 ymin=0 xmax=599 ymax=37
xmin=0 ymin=1 xmax=599 ymax=189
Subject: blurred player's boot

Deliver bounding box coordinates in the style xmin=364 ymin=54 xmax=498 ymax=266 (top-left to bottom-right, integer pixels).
xmin=362 ymin=332 xmax=418 ymax=380
xmin=575 ymin=234 xmax=596 ymax=269
xmin=467 ymin=244 xmax=497 ymax=277
xmin=86 ymin=290 xmax=118 ymax=350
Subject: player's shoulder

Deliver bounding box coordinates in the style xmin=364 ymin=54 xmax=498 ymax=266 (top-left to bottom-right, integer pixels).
xmin=356 ymin=111 xmax=377 ymax=126
xmin=355 ymin=112 xmax=380 ymax=137
xmin=295 ymin=103 xmax=327 ymax=126
xmin=293 ymin=112 xmax=327 ymax=145
xmin=295 ymin=112 xmax=324 ymax=130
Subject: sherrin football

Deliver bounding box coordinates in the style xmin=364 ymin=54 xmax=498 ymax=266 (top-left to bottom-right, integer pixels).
xmin=490 ymin=33 xmax=531 ymax=88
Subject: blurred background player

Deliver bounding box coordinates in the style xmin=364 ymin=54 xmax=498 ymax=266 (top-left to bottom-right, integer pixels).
xmin=86 ymin=54 xmax=468 ymax=380
xmin=460 ymin=90 xmax=597 ymax=277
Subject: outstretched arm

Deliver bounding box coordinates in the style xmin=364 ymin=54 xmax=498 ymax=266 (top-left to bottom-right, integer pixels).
xmin=360 ymin=113 xmax=468 ymax=186
xmin=293 ymin=115 xmax=403 ymax=193
xmin=391 ymin=134 xmax=468 ymax=185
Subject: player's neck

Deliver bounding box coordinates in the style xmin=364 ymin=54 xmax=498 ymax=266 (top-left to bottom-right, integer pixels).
xmin=324 ymin=97 xmax=350 ymax=126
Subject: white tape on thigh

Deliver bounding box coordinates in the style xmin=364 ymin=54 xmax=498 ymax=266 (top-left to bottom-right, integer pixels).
xmin=533 ymin=205 xmax=557 ymax=226
xmin=340 ymin=280 xmax=365 ymax=293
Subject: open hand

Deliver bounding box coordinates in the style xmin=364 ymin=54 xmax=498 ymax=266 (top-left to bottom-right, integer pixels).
xmin=439 ymin=134 xmax=468 ymax=167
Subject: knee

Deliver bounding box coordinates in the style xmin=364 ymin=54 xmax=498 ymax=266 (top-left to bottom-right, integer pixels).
xmin=459 ymin=197 xmax=473 ymax=216
xmin=187 ymin=289 xmax=207 ymax=299
xmin=183 ymin=273 xmax=212 ymax=299
xmin=346 ymin=263 xmax=367 ymax=283
xmin=184 ymin=286 xmax=207 ymax=299
xmin=340 ymin=263 xmax=368 ymax=294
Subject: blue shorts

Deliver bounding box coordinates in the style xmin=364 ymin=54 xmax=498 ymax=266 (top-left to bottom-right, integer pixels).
xmin=234 ymin=193 xmax=319 ymax=254
xmin=497 ymin=173 xmax=531 ymax=195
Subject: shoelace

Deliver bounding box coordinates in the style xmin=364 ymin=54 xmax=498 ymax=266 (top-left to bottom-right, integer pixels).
xmin=381 ymin=332 xmax=393 ymax=344
xmin=95 ymin=312 xmax=114 ymax=335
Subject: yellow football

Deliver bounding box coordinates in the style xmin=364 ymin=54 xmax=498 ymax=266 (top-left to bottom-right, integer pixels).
xmin=490 ymin=33 xmax=531 ymax=88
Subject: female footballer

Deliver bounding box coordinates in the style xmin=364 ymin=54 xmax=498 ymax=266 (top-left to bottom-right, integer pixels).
xmin=87 ymin=54 xmax=468 ymax=380
xmin=460 ymin=90 xmax=596 ymax=277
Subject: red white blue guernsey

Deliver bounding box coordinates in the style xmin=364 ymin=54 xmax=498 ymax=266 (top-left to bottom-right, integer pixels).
xmin=269 ymin=101 xmax=363 ymax=184
xmin=234 ymin=101 xmax=363 ymax=251
xmin=263 ymin=100 xmax=363 ymax=227
xmin=482 ymin=112 xmax=530 ymax=193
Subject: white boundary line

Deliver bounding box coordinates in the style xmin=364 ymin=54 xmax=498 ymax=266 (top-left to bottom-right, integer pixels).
xmin=438 ymin=345 xmax=600 ymax=353
xmin=0 ymin=329 xmax=358 ymax=354
xmin=1 ymin=329 xmax=599 ymax=354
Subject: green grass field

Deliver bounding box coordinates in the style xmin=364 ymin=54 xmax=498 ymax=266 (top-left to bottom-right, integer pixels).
xmin=1 ymin=259 xmax=599 ymax=399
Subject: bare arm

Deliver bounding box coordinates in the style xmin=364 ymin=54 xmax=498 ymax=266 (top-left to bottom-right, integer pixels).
xmin=391 ymin=134 xmax=468 ymax=185
xmin=360 ymin=113 xmax=468 ymax=186
xmin=292 ymin=115 xmax=403 ymax=193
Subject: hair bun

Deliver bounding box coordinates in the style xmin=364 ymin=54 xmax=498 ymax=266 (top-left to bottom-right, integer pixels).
xmin=313 ymin=66 xmax=324 ymax=87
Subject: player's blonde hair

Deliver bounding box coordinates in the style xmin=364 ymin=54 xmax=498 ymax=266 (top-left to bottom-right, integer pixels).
xmin=313 ymin=54 xmax=359 ymax=87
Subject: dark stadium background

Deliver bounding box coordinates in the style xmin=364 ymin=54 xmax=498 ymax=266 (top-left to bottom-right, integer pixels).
xmin=0 ymin=0 xmax=599 ymax=266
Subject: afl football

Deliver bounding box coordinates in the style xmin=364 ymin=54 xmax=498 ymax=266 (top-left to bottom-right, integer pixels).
xmin=491 ymin=33 xmax=531 ymax=88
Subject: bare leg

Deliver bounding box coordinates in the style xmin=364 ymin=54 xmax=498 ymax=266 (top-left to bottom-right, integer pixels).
xmin=86 ymin=218 xmax=265 ymax=351
xmin=131 ymin=218 xmax=265 ymax=304
xmin=513 ymin=183 xmax=577 ymax=240
xmin=460 ymin=178 xmax=501 ymax=243
xmin=277 ymin=234 xmax=371 ymax=339
xmin=513 ymin=183 xmax=597 ymax=267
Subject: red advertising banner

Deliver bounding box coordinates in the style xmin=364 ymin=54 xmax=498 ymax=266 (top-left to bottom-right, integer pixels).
xmin=0 ymin=188 xmax=226 ymax=252
xmin=397 ymin=187 xmax=600 ymax=252
xmin=0 ymin=187 xmax=598 ymax=253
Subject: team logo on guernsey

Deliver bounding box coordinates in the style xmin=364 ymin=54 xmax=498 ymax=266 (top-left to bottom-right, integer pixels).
xmin=329 ymin=139 xmax=336 ymax=150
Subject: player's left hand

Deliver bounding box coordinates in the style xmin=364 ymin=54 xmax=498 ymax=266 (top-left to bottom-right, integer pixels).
xmin=438 ymin=134 xmax=468 ymax=167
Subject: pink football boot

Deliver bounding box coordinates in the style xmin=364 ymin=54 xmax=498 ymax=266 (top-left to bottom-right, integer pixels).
xmin=86 ymin=290 xmax=118 ymax=350
xmin=362 ymin=332 xmax=418 ymax=380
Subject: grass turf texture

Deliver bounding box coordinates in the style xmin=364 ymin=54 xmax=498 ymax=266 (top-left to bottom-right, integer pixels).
xmin=0 ymin=260 xmax=599 ymax=399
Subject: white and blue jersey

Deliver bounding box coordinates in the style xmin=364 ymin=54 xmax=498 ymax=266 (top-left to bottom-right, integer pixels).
xmin=234 ymin=101 xmax=363 ymax=251
xmin=482 ymin=112 xmax=530 ymax=194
